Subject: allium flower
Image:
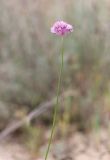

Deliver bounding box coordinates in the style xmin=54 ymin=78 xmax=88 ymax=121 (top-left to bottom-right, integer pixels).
xmin=51 ymin=20 xmax=73 ymax=36
xmin=45 ymin=20 xmax=74 ymax=160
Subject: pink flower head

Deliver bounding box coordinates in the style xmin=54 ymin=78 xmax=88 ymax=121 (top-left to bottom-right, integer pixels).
xmin=51 ymin=20 xmax=73 ymax=36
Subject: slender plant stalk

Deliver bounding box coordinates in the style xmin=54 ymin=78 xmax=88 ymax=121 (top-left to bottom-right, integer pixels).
xmin=45 ymin=37 xmax=64 ymax=160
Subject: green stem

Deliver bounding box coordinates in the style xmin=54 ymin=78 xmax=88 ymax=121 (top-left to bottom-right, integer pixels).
xmin=45 ymin=37 xmax=64 ymax=160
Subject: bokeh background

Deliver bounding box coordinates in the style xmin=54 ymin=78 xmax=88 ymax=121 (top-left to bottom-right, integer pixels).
xmin=0 ymin=0 xmax=110 ymax=152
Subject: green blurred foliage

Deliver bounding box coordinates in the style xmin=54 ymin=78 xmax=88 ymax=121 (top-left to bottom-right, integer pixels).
xmin=0 ymin=0 xmax=110 ymax=132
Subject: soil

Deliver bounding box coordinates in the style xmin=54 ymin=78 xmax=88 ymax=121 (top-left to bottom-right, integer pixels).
xmin=0 ymin=128 xmax=110 ymax=160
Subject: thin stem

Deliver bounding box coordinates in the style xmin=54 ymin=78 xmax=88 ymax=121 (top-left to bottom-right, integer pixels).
xmin=45 ymin=37 xmax=64 ymax=160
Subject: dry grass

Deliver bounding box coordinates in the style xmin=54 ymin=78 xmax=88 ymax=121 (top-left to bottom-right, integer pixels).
xmin=0 ymin=0 xmax=110 ymax=130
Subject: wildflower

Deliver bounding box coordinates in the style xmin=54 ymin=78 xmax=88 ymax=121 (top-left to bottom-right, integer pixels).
xmin=51 ymin=20 xmax=73 ymax=36
xmin=45 ymin=20 xmax=73 ymax=160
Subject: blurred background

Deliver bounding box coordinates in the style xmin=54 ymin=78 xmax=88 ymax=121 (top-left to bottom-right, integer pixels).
xmin=0 ymin=0 xmax=110 ymax=157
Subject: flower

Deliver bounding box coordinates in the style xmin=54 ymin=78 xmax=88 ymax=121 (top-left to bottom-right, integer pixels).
xmin=51 ymin=20 xmax=73 ymax=36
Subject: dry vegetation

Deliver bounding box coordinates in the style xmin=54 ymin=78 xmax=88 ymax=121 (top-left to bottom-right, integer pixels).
xmin=0 ymin=0 xmax=110 ymax=159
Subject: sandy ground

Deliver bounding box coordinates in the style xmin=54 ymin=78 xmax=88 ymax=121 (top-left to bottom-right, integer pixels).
xmin=0 ymin=141 xmax=33 ymax=160
xmin=0 ymin=129 xmax=110 ymax=160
